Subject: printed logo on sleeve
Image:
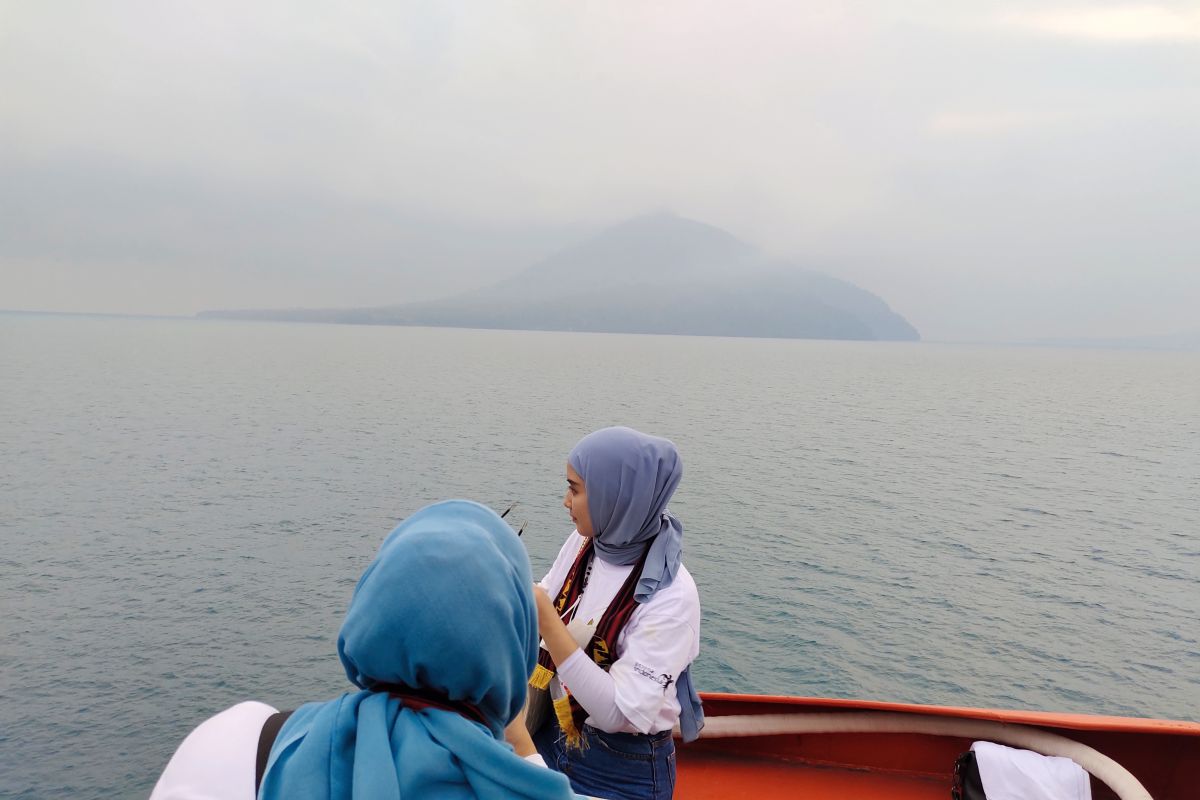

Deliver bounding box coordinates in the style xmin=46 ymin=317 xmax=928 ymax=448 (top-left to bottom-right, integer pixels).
xmin=633 ymin=662 xmax=674 ymax=689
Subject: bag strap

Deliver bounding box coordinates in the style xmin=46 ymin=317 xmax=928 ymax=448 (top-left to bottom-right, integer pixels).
xmin=254 ymin=710 xmax=294 ymax=794
xmin=951 ymin=750 xmax=988 ymax=800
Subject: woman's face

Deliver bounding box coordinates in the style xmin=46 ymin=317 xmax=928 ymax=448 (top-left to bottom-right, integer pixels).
xmin=563 ymin=464 xmax=595 ymax=538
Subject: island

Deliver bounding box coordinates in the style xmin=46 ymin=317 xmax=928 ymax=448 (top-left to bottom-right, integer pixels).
xmin=199 ymin=213 xmax=920 ymax=342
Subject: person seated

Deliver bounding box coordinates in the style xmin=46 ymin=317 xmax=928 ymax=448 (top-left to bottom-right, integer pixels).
xmin=150 ymin=500 xmax=586 ymax=800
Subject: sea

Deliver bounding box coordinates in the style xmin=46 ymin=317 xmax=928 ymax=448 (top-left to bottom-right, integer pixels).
xmin=1 ymin=314 xmax=1197 ymax=799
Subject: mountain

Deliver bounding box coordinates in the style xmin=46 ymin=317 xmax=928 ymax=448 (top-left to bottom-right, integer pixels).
xmin=200 ymin=213 xmax=919 ymax=341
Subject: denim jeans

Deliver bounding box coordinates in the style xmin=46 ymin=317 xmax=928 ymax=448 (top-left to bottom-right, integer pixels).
xmin=534 ymin=719 xmax=676 ymax=800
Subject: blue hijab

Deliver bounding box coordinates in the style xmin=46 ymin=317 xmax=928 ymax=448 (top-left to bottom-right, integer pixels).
xmin=259 ymin=500 xmax=580 ymax=800
xmin=567 ymin=426 xmax=705 ymax=741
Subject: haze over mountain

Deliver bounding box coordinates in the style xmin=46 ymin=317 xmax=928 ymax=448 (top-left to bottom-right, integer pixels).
xmin=201 ymin=214 xmax=919 ymax=342
xmin=4 ymin=4 xmax=1198 ymax=340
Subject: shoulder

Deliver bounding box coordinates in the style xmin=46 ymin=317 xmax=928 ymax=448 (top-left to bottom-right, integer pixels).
xmin=184 ymin=700 xmax=279 ymax=744
xmin=150 ymin=701 xmax=278 ymax=800
xmin=539 ymin=531 xmax=586 ymax=586
xmin=550 ymin=531 xmax=586 ymax=566
xmin=669 ymin=564 xmax=698 ymax=598
xmin=560 ymin=530 xmax=585 ymax=555
xmin=656 ymin=564 xmax=699 ymax=607
xmin=636 ymin=564 xmax=699 ymax=627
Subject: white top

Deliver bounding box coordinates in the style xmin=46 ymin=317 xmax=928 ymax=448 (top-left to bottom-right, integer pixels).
xmin=538 ymin=531 xmax=701 ymax=735
xmin=150 ymin=701 xmax=550 ymax=800
xmin=971 ymin=741 xmax=1092 ymax=800
xmin=150 ymin=700 xmax=277 ymax=800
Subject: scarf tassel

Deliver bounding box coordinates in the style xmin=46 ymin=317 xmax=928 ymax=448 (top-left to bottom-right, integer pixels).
xmin=552 ymin=694 xmax=586 ymax=751
xmin=529 ymin=664 xmax=554 ymax=691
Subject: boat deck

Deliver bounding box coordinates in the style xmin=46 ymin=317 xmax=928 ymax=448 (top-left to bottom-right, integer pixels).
xmin=677 ymin=750 xmax=946 ymax=799
xmin=676 ymin=694 xmax=1200 ymax=800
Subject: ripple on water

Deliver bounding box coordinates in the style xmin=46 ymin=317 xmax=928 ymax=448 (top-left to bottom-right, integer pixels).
xmin=3 ymin=319 xmax=1198 ymax=799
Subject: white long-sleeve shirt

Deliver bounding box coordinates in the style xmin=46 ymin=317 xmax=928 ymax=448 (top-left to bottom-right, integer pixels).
xmin=539 ymin=531 xmax=700 ymax=735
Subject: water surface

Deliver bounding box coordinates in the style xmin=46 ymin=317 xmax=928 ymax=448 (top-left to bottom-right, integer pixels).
xmin=2 ymin=315 xmax=1197 ymax=798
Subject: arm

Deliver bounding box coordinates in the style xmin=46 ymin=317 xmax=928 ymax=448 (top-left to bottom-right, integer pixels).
xmin=504 ymin=706 xmax=538 ymax=758
xmin=555 ymin=650 xmax=629 ymax=731
xmin=589 ymin=611 xmax=698 ymax=733
xmin=605 ymin=612 xmax=698 ymax=733
xmin=533 ymin=586 xmax=632 ymax=730
xmin=504 ymin=701 xmax=555 ymax=769
xmin=534 ymin=585 xmax=699 ymax=734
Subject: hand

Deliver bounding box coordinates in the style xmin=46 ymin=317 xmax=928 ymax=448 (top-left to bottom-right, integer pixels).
xmin=532 ymin=583 xmax=581 ymax=667
xmin=532 ymin=585 xmax=559 ymax=637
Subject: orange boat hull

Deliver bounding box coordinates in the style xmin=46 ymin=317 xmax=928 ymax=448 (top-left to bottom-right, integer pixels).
xmin=677 ymin=694 xmax=1200 ymax=800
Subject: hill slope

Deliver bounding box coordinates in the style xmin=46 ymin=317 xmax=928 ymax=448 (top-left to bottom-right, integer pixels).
xmin=201 ymin=213 xmax=919 ymax=341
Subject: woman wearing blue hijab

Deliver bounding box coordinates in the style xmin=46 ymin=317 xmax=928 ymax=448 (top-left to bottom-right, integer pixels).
xmin=151 ymin=500 xmax=583 ymax=800
xmin=527 ymin=427 xmax=703 ymax=800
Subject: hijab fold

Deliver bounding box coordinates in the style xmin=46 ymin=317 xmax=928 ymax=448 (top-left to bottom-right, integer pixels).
xmin=259 ymin=500 xmax=580 ymax=800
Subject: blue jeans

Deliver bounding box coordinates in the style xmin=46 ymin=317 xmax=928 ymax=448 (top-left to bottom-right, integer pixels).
xmin=534 ymin=719 xmax=676 ymax=800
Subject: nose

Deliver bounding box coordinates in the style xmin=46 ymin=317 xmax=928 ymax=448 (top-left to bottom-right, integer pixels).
xmin=563 ymin=489 xmax=571 ymax=510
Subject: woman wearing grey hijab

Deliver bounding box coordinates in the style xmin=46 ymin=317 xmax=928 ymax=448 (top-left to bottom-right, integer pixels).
xmin=522 ymin=427 xmax=703 ymax=800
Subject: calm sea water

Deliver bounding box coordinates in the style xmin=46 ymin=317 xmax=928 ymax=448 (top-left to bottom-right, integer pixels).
xmin=1 ymin=315 xmax=1197 ymax=798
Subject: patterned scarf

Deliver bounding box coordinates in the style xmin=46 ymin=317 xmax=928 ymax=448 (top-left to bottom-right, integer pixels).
xmin=529 ymin=538 xmax=647 ymax=748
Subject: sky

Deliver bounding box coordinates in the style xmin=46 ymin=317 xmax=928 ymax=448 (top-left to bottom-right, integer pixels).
xmin=1 ymin=1 xmax=1197 ymax=342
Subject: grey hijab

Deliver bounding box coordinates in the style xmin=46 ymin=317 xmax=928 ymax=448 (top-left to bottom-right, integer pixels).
xmin=568 ymin=426 xmax=683 ymax=601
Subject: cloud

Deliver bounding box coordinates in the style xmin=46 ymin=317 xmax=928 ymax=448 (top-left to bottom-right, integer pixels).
xmin=927 ymin=110 xmax=1067 ymax=136
xmin=1 ymin=2 xmax=1197 ymax=339
xmin=1000 ymin=5 xmax=1200 ymax=42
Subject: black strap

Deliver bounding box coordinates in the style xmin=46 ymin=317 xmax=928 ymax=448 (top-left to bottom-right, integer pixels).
xmin=255 ymin=710 xmax=294 ymax=794
xmin=951 ymin=750 xmax=988 ymax=800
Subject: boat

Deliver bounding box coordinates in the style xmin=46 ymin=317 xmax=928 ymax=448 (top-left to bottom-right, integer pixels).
xmin=676 ymin=693 xmax=1200 ymax=799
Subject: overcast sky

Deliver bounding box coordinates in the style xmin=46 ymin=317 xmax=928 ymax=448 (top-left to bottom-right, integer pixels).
xmin=2 ymin=1 xmax=1197 ymax=341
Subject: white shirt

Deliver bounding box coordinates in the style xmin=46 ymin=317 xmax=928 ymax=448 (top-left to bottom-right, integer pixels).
xmin=150 ymin=701 xmax=277 ymax=800
xmin=149 ymin=701 xmax=551 ymax=800
xmin=971 ymin=741 xmax=1092 ymax=800
xmin=538 ymin=531 xmax=701 ymax=735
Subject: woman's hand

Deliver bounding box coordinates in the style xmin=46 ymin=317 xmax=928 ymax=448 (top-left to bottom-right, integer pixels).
xmin=532 ymin=585 xmax=559 ymax=638
xmin=532 ymin=584 xmax=581 ymax=667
